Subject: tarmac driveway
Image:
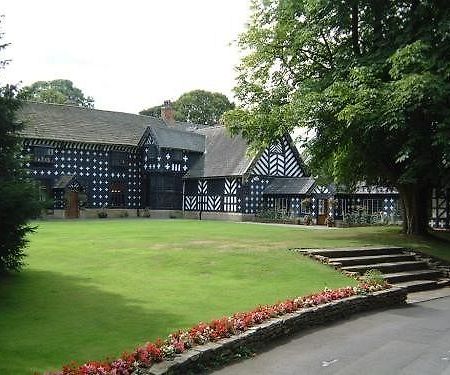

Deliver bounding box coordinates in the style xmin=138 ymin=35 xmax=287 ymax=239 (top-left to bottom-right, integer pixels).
xmin=214 ymin=295 xmax=450 ymax=375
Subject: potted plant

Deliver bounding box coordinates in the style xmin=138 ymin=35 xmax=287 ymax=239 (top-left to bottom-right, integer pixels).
xmin=301 ymin=197 xmax=312 ymax=212
xmin=97 ymin=204 xmax=108 ymax=219
xmin=324 ymin=216 xmax=335 ymax=227
xmin=303 ymin=214 xmax=312 ymax=225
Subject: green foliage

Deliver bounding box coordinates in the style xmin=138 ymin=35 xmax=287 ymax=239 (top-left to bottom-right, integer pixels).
xmin=17 ymin=79 xmax=94 ymax=108
xmin=140 ymin=90 xmax=234 ymax=126
xmin=139 ymin=104 xmax=161 ymax=118
xmin=174 ymin=90 xmax=235 ymax=125
xmin=0 ymin=21 xmax=41 ymax=272
xmin=224 ymin=0 xmax=450 ymax=234
xmin=361 ymin=269 xmax=386 ymax=286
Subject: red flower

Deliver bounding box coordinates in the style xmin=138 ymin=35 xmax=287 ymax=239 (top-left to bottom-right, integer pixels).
xmin=53 ymin=283 xmax=384 ymax=375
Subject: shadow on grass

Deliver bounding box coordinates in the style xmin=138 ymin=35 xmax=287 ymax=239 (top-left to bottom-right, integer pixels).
xmin=0 ymin=270 xmax=183 ymax=374
xmin=429 ymin=230 xmax=450 ymax=243
xmin=298 ymin=227 xmax=450 ymax=261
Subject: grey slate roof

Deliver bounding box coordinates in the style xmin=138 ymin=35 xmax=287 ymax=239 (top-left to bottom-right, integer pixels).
xmin=263 ymin=177 xmax=316 ymax=195
xmin=148 ymin=124 xmax=205 ymax=153
xmin=184 ymin=126 xmax=254 ymax=178
xmin=53 ymin=174 xmax=75 ymax=189
xmin=18 ymin=102 xmax=205 ymax=152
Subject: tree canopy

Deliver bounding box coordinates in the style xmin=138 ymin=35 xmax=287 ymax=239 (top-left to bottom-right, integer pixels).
xmin=18 ymin=79 xmax=94 ymax=108
xmin=223 ymin=0 xmax=450 ymax=235
xmin=0 ymin=19 xmax=41 ymax=272
xmin=140 ymin=90 xmax=234 ymax=125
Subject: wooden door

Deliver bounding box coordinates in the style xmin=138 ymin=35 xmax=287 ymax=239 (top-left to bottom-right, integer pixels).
xmin=317 ymin=199 xmax=329 ymax=225
xmin=66 ymin=191 xmax=79 ymax=219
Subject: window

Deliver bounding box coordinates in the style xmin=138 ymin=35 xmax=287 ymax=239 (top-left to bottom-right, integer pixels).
xmin=318 ymin=199 xmax=326 ymax=214
xmin=361 ymin=199 xmax=384 ymax=214
xmin=275 ymin=198 xmax=290 ymax=215
xmin=150 ymin=174 xmax=180 ymax=192
xmin=110 ymin=152 xmax=127 ymax=167
xmin=172 ymin=149 xmax=183 ymax=161
xmin=148 ymin=145 xmax=158 ymax=159
xmin=32 ymin=146 xmax=55 ymax=164
xmin=37 ymin=179 xmax=52 ymax=202
xmin=301 ymin=197 xmax=312 ymax=213
xmin=110 ymin=182 xmax=126 ymax=207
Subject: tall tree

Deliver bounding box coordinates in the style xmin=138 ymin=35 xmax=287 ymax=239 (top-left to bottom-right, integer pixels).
xmin=139 ymin=104 xmax=161 ymax=118
xmin=18 ymin=79 xmax=94 ymax=108
xmin=223 ymin=0 xmax=450 ymax=235
xmin=140 ymin=90 xmax=234 ymax=125
xmin=0 ymin=18 xmax=41 ymax=272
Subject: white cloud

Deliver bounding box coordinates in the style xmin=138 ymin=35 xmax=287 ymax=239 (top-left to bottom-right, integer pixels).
xmin=1 ymin=0 xmax=250 ymax=113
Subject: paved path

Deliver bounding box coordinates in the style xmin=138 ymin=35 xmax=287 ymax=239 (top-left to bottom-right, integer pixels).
xmin=214 ymin=294 xmax=450 ymax=375
xmin=238 ymin=222 xmax=338 ymax=230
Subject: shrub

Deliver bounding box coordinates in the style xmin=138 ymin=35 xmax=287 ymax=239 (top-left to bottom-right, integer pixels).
xmin=0 ymin=66 xmax=41 ymax=272
xmin=303 ymin=215 xmax=312 ymax=225
xmin=97 ymin=210 xmax=108 ymax=219
xmin=361 ymin=269 xmax=387 ymax=286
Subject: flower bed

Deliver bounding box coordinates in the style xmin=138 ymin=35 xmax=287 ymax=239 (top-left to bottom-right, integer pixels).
xmin=49 ymin=283 xmax=395 ymax=375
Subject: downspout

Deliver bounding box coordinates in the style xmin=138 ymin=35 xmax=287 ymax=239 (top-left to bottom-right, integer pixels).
xmin=182 ymin=179 xmax=185 ymax=215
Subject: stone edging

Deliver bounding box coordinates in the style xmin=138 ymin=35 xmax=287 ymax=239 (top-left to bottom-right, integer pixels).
xmin=407 ymin=249 xmax=450 ymax=279
xmin=140 ymin=287 xmax=407 ymax=375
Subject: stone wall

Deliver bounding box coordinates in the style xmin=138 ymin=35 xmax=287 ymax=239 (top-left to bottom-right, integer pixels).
xmin=183 ymin=211 xmax=246 ymax=221
xmin=142 ymin=287 xmax=407 ymax=375
xmin=46 ymin=208 xmax=140 ymax=219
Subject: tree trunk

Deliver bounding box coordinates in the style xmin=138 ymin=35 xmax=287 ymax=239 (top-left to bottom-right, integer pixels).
xmin=398 ymin=184 xmax=431 ymax=236
xmin=372 ymin=0 xmax=383 ymax=47
xmin=351 ymin=1 xmax=360 ymax=56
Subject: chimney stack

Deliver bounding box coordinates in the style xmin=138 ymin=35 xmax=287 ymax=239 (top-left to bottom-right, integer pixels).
xmin=161 ymin=100 xmax=175 ymax=123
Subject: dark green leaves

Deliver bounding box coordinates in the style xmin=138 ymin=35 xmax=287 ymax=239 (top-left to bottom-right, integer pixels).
xmin=17 ymin=79 xmax=94 ymax=108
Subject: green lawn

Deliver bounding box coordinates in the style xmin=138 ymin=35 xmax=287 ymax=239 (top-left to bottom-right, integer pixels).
xmin=0 ymin=220 xmax=448 ymax=374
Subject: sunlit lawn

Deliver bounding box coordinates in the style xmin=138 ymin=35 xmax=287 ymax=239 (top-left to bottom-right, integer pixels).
xmin=0 ymin=219 xmax=448 ymax=374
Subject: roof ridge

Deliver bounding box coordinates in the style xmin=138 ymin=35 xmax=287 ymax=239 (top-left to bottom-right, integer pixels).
xmin=23 ymin=101 xmax=216 ymax=132
xmin=195 ymin=125 xmax=228 ymax=134
xmin=151 ymin=124 xmax=206 ymax=138
xmin=23 ymin=100 xmax=162 ymax=121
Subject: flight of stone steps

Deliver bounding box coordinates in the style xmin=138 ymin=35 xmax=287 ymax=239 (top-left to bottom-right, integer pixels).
xmin=298 ymin=246 xmax=450 ymax=293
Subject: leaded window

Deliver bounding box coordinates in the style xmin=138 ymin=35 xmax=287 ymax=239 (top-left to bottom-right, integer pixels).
xmin=110 ymin=152 xmax=127 ymax=167
xmin=32 ymin=146 xmax=55 ymax=164
xmin=147 ymin=145 xmax=158 ymax=159
xmin=172 ymin=149 xmax=183 ymax=161
xmin=110 ymin=182 xmax=126 ymax=207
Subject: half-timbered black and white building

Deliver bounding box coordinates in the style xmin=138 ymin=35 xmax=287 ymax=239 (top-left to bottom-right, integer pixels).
xmin=18 ymin=101 xmax=448 ymax=228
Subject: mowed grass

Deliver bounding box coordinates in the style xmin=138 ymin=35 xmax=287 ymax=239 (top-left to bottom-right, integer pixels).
xmin=0 ymin=220 xmax=449 ymax=374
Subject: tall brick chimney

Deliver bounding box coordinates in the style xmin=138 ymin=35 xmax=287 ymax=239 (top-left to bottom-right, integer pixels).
xmin=161 ymin=100 xmax=175 ymax=123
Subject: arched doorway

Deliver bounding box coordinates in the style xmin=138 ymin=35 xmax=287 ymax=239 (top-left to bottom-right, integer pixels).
xmin=65 ymin=190 xmax=80 ymax=218
xmin=54 ymin=175 xmax=85 ymax=219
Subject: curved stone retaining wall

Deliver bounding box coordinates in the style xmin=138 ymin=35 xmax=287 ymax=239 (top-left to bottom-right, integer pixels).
xmin=143 ymin=287 xmax=407 ymax=375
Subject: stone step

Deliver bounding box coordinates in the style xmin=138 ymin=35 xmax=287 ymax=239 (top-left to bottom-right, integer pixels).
xmin=341 ymin=261 xmax=429 ymax=274
xmin=394 ymin=279 xmax=439 ymax=293
xmin=330 ymin=254 xmax=416 ymax=267
xmin=437 ymin=279 xmax=450 ymax=288
xmin=305 ymin=246 xmax=405 ymax=258
xmin=383 ymin=269 xmax=442 ymax=283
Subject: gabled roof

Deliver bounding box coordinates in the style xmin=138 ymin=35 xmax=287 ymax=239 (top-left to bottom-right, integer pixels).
xmin=18 ymin=102 xmax=205 ymax=152
xmin=263 ymin=177 xmax=316 ymax=195
xmin=184 ymin=126 xmax=254 ymax=178
xmin=53 ymin=174 xmax=76 ymax=189
xmin=147 ymin=124 xmax=205 ymax=153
